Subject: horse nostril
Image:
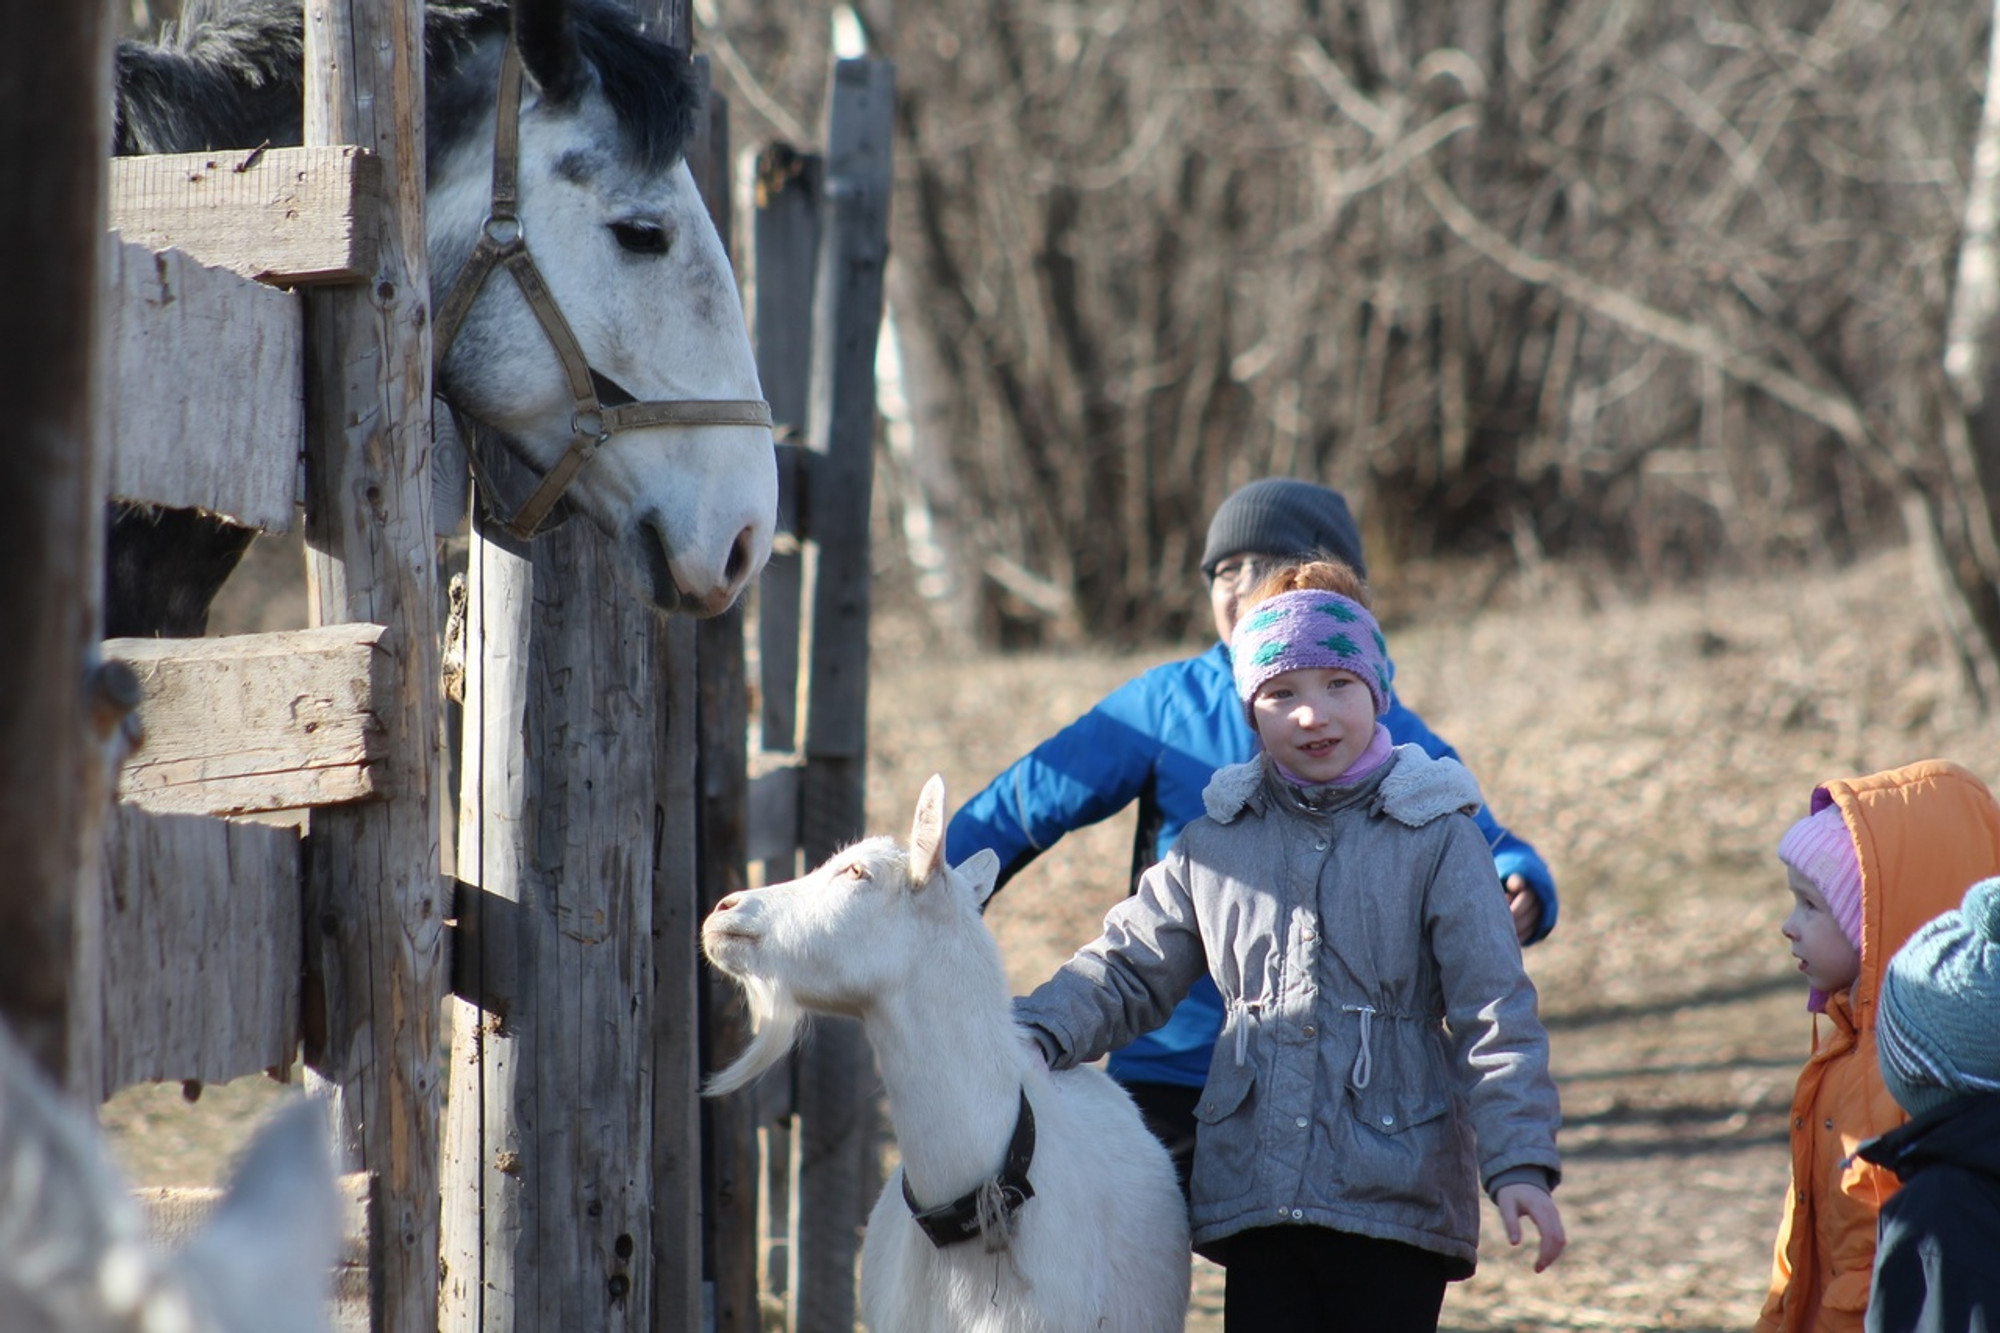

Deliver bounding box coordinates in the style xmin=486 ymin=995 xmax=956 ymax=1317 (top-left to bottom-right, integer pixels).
xmin=725 ymin=525 xmax=756 ymax=584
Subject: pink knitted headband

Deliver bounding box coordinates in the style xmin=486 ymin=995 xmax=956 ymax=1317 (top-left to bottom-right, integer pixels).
xmin=1230 ymin=590 xmax=1391 ymax=716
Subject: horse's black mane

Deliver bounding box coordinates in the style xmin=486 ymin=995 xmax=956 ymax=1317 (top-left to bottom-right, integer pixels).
xmin=113 ymin=0 xmax=698 ymax=174
xmin=105 ymin=0 xmax=702 ymax=639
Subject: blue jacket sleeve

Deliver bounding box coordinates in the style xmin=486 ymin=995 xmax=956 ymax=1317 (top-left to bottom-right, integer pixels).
xmin=1382 ymin=694 xmax=1559 ymax=944
xmin=945 ymin=671 xmax=1168 ymax=889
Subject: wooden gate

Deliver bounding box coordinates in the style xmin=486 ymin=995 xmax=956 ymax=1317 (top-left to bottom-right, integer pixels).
xmin=1 ymin=4 xmax=895 ymax=1331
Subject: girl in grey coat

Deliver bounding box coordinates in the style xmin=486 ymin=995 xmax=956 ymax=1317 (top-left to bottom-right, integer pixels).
xmin=1017 ymin=564 xmax=1565 ymax=1333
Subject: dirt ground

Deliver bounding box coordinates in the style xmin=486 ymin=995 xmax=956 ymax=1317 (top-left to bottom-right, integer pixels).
xmin=865 ymin=544 xmax=1992 ymax=1333
xmin=101 ymin=540 xmax=1993 ymax=1332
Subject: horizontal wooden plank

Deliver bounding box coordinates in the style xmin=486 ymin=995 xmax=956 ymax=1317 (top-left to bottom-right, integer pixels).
xmin=101 ymin=804 xmax=302 ymax=1093
xmin=104 ymin=235 xmax=302 ymax=531
xmin=106 ymin=625 xmax=388 ymax=816
xmin=110 ymin=145 xmax=381 ymax=285
xmin=138 ymin=1170 xmax=371 ymax=1333
xmin=747 ymin=764 xmax=802 ymax=865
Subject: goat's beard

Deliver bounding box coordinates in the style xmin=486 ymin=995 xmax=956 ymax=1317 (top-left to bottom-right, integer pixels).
xmin=703 ymin=975 xmax=805 ymax=1096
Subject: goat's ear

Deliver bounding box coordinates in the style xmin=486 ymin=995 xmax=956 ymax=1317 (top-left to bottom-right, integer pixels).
xmin=956 ymin=848 xmax=1001 ymax=910
xmin=908 ymin=773 xmax=947 ymax=886
xmin=179 ymin=1096 xmax=342 ymax=1333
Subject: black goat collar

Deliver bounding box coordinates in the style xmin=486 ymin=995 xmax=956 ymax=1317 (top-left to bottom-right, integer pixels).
xmin=901 ymin=1088 xmax=1037 ymax=1248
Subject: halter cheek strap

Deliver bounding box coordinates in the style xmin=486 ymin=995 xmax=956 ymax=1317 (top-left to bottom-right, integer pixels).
xmin=432 ymin=38 xmax=772 ymax=541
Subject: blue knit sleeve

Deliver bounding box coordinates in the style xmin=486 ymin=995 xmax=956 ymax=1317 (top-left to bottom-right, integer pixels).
xmin=945 ymin=669 xmax=1170 ymax=889
xmin=1382 ymin=693 xmax=1560 ymax=944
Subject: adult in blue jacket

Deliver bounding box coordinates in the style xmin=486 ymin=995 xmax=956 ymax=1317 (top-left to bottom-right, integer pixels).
xmin=946 ymin=478 xmax=1558 ymax=1190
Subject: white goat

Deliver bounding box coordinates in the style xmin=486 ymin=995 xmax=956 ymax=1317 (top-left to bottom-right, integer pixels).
xmin=702 ymin=775 xmax=1191 ymax=1333
xmin=0 ymin=1024 xmax=341 ymax=1333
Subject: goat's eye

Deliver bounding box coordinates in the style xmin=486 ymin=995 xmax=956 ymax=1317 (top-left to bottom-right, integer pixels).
xmin=843 ymin=863 xmax=870 ymax=881
xmin=609 ymin=221 xmax=670 ymax=255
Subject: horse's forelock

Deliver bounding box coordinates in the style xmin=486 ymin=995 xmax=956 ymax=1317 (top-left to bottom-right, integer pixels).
xmin=424 ymin=2 xmax=695 ymax=175
xmin=568 ymin=2 xmax=699 ymax=172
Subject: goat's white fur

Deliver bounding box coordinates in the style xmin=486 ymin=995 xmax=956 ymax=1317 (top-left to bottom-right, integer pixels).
xmin=703 ymin=775 xmax=1191 ymax=1332
xmin=0 ymin=1024 xmax=340 ymax=1333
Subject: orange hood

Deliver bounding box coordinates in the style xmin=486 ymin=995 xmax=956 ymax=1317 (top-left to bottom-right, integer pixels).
xmin=1816 ymin=758 xmax=2000 ymax=1034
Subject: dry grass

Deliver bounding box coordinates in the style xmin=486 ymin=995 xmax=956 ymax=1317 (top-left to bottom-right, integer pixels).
xmin=103 ymin=540 xmax=1988 ymax=1331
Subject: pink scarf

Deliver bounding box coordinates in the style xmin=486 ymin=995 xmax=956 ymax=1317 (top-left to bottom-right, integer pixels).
xmin=1274 ymin=722 xmax=1394 ymax=788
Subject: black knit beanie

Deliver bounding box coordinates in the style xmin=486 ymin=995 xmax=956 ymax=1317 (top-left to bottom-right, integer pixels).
xmin=1199 ymin=478 xmax=1367 ymax=578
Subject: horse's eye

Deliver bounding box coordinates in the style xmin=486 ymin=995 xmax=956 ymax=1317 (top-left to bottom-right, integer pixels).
xmin=610 ymin=221 xmax=669 ymax=255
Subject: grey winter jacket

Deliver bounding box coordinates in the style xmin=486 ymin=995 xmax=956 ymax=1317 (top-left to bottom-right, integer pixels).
xmin=1015 ymin=746 xmax=1561 ymax=1273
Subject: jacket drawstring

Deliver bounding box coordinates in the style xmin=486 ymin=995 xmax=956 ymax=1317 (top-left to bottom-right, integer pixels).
xmin=1231 ymin=998 xmax=1266 ymax=1066
xmin=1343 ymin=1003 xmax=1376 ymax=1089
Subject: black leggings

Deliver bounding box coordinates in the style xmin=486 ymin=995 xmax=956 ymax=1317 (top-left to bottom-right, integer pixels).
xmin=1219 ymin=1226 xmax=1451 ymax=1333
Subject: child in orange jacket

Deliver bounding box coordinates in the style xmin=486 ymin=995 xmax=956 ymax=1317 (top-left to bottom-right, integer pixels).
xmin=1754 ymin=759 xmax=2000 ymax=1333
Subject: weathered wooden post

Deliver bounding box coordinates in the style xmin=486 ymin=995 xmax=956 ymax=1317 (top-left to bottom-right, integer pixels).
xmin=678 ymin=61 xmax=765 ymax=1333
xmin=0 ymin=0 xmax=115 ymax=1093
xmin=298 ymin=3 xmax=447 ymax=1332
xmin=441 ymin=9 xmax=690 ymax=1329
xmin=747 ymin=139 xmax=823 ymax=1327
xmin=792 ymin=57 xmax=894 ymax=1333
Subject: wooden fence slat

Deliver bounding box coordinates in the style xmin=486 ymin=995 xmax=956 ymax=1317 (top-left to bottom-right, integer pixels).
xmin=680 ymin=74 xmax=764 ymax=1333
xmin=110 ymin=146 xmax=383 ymax=286
xmin=104 ymin=234 xmax=302 ymax=532
xmin=649 ymin=609 xmax=704 ymax=1333
xmin=793 ymin=58 xmax=895 ymax=1333
xmin=106 ymin=624 xmax=386 ymax=816
xmin=100 ymin=803 xmax=301 ymax=1092
xmin=745 ymin=765 xmax=801 ymax=866
xmin=442 ymin=510 xmax=659 ymax=1333
xmin=753 ymin=147 xmax=824 ymax=764
xmin=298 ymin=7 xmax=445 ymax=1333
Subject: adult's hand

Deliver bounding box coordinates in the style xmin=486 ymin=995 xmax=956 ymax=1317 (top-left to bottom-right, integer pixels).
xmin=1505 ymin=874 xmax=1542 ymax=944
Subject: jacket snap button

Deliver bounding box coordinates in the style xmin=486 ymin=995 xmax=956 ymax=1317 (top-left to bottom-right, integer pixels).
xmin=1381 ymin=1114 xmax=1395 ymax=1127
xmin=1295 ymin=1116 xmax=1308 ymax=1128
xmin=1794 ymin=1116 xmax=1805 ymax=1129
xmin=1303 ymin=1024 xmax=1316 ymax=1037
xmin=1314 ymin=840 xmax=1328 ymax=851
xmin=1824 ymin=1118 xmax=1834 ymax=1130
xmin=1291 ymin=1209 xmax=1304 ymax=1220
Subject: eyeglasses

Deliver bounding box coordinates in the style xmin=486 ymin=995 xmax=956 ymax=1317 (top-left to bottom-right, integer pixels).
xmin=1208 ymin=555 xmax=1285 ymax=593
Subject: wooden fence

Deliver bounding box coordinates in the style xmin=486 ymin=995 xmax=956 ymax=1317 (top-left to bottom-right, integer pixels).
xmin=0 ymin=4 xmax=894 ymax=1332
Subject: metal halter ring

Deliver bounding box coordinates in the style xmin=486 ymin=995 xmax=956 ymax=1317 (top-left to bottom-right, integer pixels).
xmin=482 ymin=215 xmax=524 ymax=248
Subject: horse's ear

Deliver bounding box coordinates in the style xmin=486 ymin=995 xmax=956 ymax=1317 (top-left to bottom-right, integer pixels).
xmin=908 ymin=774 xmax=947 ymax=887
xmin=512 ymin=0 xmax=589 ymax=103
xmin=955 ymin=848 xmax=1001 ymax=911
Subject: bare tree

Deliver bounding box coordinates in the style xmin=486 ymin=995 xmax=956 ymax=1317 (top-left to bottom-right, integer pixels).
xmin=704 ymin=0 xmax=2000 ymax=673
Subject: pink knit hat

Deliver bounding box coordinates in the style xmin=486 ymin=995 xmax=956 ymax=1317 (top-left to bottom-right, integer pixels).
xmin=1778 ymin=800 xmax=1863 ymax=950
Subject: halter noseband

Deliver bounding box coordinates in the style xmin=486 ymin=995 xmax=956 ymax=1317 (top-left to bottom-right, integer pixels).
xmin=431 ymin=38 xmax=773 ymax=541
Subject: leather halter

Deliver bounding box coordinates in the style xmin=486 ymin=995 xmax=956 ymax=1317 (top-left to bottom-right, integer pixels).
xmin=431 ymin=39 xmax=773 ymax=541
xmin=901 ymin=1088 xmax=1038 ymax=1248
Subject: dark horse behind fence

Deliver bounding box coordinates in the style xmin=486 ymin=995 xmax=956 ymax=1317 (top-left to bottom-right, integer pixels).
xmin=108 ymin=0 xmax=777 ymax=635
